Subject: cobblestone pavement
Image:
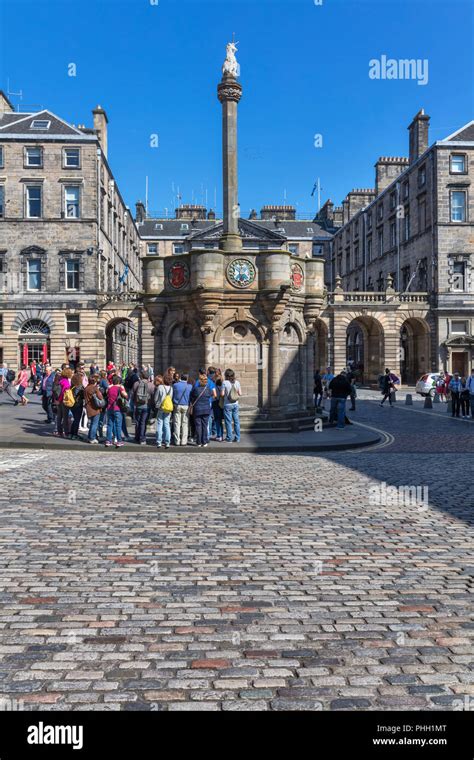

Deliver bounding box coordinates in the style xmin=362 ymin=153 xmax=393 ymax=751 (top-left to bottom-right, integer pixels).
xmin=0 ymin=401 xmax=472 ymax=712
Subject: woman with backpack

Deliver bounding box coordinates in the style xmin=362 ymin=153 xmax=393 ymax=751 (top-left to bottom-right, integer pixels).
xmin=68 ymin=373 xmax=85 ymax=439
xmin=221 ymin=368 xmax=242 ymax=443
xmin=84 ymin=375 xmax=104 ymax=443
xmin=54 ymin=367 xmax=73 ymax=437
xmin=133 ymin=370 xmax=154 ymax=445
xmin=153 ymin=373 xmax=173 ymax=449
xmin=105 ymin=374 xmax=128 ymax=448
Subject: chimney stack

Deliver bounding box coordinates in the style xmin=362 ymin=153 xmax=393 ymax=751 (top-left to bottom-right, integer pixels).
xmin=375 ymin=157 xmax=409 ymax=195
xmin=408 ymin=109 xmax=430 ymax=164
xmin=0 ymin=90 xmax=14 ymax=116
xmin=93 ymin=105 xmax=108 ymax=158
xmin=135 ymin=201 xmax=146 ymax=223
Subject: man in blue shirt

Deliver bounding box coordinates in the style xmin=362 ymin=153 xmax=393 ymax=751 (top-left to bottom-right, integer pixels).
xmin=173 ymin=373 xmax=193 ymax=445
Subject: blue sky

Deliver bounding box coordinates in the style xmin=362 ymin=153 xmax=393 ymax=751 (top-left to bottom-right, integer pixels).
xmin=0 ymin=0 xmax=473 ymax=219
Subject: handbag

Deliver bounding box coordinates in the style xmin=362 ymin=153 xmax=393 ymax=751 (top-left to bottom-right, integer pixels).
xmin=189 ymin=385 xmax=208 ymax=415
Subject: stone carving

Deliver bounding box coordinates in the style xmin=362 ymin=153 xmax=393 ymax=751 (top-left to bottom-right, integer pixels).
xmin=168 ymin=261 xmax=190 ymax=290
xmin=227 ymin=258 xmax=256 ymax=288
xmin=290 ymin=263 xmax=304 ymax=291
xmin=222 ymin=41 xmax=239 ymax=77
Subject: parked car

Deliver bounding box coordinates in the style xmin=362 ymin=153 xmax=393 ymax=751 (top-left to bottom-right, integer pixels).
xmin=415 ymin=373 xmax=440 ymax=398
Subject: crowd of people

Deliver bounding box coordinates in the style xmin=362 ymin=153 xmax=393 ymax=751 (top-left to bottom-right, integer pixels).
xmin=0 ymin=360 xmax=242 ymax=448
xmin=433 ymin=370 xmax=474 ymax=418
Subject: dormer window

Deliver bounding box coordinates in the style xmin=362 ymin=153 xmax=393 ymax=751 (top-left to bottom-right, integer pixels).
xmin=30 ymin=120 xmax=50 ymax=130
xmin=180 ymin=223 xmax=189 ymax=231
xmin=306 ymin=227 xmax=314 ymax=233
xmin=154 ymin=223 xmax=163 ymax=230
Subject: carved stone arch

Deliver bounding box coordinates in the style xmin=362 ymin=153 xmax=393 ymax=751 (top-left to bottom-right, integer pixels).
xmin=12 ymin=308 xmax=56 ymax=332
xmin=214 ymin=315 xmax=266 ymax=343
xmin=20 ymin=245 xmax=47 ymax=256
xmin=164 ymin=315 xmax=203 ymax=346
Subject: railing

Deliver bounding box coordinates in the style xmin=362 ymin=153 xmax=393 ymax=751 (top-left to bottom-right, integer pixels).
xmin=327 ymin=291 xmax=429 ymax=305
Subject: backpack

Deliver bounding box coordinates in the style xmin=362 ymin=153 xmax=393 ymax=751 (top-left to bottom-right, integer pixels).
xmin=161 ymin=387 xmax=173 ymax=413
xmin=135 ymin=379 xmax=149 ymax=406
xmin=227 ymin=382 xmax=239 ymax=403
xmin=63 ymin=388 xmax=75 ymax=408
xmin=6 ymin=370 xmax=15 ymax=383
xmin=91 ymin=391 xmax=105 ymax=410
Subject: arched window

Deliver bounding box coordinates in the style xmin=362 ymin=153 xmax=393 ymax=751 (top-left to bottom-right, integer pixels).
xmin=20 ymin=319 xmax=50 ymax=335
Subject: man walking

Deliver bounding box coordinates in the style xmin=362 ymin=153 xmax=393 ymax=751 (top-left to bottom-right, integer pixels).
xmin=328 ymin=371 xmax=352 ymax=430
xmin=380 ymin=368 xmax=397 ymax=407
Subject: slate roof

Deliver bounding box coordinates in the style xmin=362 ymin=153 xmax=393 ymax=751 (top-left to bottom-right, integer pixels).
xmin=442 ymin=121 xmax=474 ymax=142
xmin=139 ymin=217 xmax=332 ymax=240
xmin=0 ymin=109 xmax=91 ymax=137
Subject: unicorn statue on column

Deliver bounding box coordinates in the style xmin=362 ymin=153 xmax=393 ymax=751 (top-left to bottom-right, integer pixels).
xmin=222 ymin=40 xmax=240 ymax=78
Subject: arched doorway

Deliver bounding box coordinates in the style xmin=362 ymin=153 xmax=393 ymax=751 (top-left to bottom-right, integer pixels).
xmin=215 ymin=321 xmax=263 ymax=410
xmin=346 ymin=316 xmax=384 ymax=384
xmin=105 ymin=318 xmax=138 ymax=367
xmin=313 ymin=318 xmax=328 ymax=373
xmin=399 ymin=318 xmax=430 ymax=384
xmin=167 ymin=322 xmax=203 ymax=375
xmin=19 ymin=319 xmax=51 ymax=366
xmin=279 ymin=322 xmax=303 ymax=410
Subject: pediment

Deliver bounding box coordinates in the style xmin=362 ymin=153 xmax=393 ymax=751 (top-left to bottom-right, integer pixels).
xmin=188 ymin=218 xmax=287 ymax=242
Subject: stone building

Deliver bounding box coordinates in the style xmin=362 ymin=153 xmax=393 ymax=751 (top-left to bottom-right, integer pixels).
xmin=0 ymin=91 xmax=153 ymax=370
xmin=320 ymin=110 xmax=474 ymax=383
xmin=141 ymin=48 xmax=327 ymax=429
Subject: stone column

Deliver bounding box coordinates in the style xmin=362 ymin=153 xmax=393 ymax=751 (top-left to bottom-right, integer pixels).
xmin=268 ymin=327 xmax=280 ymax=411
xmin=306 ymin=330 xmax=315 ymax=408
xmin=217 ymin=73 xmax=242 ymax=252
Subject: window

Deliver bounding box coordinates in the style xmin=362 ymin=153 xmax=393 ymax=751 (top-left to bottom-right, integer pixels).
xmin=402 ymin=265 xmax=411 ymax=290
xmin=451 ymin=320 xmax=467 ymax=334
xmin=354 ymin=244 xmax=359 ymax=267
xmin=404 ymin=212 xmax=410 ymax=241
xmin=154 ymin=223 xmax=163 ymax=230
xmin=0 ymin=314 xmax=3 ymax=333
xmin=0 ymin=256 xmax=4 ymax=273
xmin=64 ymin=148 xmax=80 ymax=168
xmin=418 ymin=199 xmax=426 ymax=231
xmin=390 ymin=221 xmax=396 ymax=248
xmin=26 ymin=185 xmax=42 ymax=218
xmin=180 ymin=223 xmax=189 ymax=231
xmin=0 ymin=146 xmax=3 ymax=168
xmin=25 ymin=147 xmax=42 ymax=167
xmin=204 ymin=243 xmax=215 ymax=249
xmin=450 ymin=154 xmax=466 ymax=174
xmin=367 ymin=237 xmax=372 ymax=262
xmin=27 ymin=259 xmax=41 ymax=290
xmin=367 ymin=212 xmax=372 ymax=230
xmin=378 ymin=229 xmax=383 ymax=256
xmin=288 ymin=243 xmax=299 ymax=255
xmin=66 ymin=314 xmax=80 ymax=333
xmin=312 ymin=244 xmax=323 ymax=256
xmin=450 ymin=191 xmax=467 ymax=222
xmin=65 ymin=186 xmax=80 ymax=218
xmin=147 ymin=243 xmax=158 ymax=255
xmin=377 ymin=272 xmax=384 ymax=291
xmin=452 ymin=261 xmax=466 ymax=291
xmin=378 ymin=204 xmax=383 ymax=221
xmin=0 ymin=186 xmax=4 ymax=219
xmin=173 ymin=244 xmax=185 ymax=255
xmin=354 ymin=220 xmax=359 ymax=237
xmin=31 ymin=120 xmax=50 ymax=130
xmin=418 ymin=258 xmax=428 ymax=291
xmin=65 ymin=260 xmax=80 ymax=290
xmin=367 ymin=276 xmax=373 ymax=291
xmin=306 ymin=227 xmax=314 ymax=233
xmin=345 ymin=251 xmax=350 ymax=274
xmin=390 ymin=191 xmax=396 ymax=210
xmin=403 ymin=181 xmax=409 ymax=200
xmin=418 ymin=165 xmax=426 ymax=187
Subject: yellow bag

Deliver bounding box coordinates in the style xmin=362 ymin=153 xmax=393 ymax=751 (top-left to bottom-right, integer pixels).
xmin=161 ymin=388 xmax=173 ymax=413
xmin=63 ymin=388 xmax=75 ymax=408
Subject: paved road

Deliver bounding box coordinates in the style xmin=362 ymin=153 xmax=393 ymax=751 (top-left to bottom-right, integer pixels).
xmin=0 ymin=398 xmax=472 ymax=712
